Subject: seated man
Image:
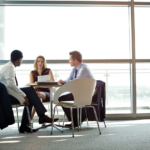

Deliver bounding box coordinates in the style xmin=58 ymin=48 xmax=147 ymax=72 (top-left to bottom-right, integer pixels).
xmin=0 ymin=50 xmax=58 ymax=133
xmin=58 ymin=51 xmax=94 ymax=127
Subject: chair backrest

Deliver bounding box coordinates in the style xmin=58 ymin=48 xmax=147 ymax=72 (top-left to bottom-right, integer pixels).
xmin=54 ymin=78 xmax=96 ymax=106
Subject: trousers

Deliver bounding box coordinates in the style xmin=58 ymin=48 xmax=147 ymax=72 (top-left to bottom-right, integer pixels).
xmin=9 ymin=87 xmax=46 ymax=126
xmin=59 ymin=93 xmax=86 ymax=123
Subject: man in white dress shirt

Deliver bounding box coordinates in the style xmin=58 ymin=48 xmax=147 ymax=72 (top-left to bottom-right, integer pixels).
xmin=0 ymin=50 xmax=58 ymax=133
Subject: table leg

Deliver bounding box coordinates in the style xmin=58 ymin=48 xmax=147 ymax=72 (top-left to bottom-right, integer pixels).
xmin=50 ymin=87 xmax=63 ymax=132
xmin=50 ymin=87 xmax=53 ymax=118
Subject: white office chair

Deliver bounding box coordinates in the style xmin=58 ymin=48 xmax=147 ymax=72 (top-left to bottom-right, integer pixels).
xmin=6 ymin=86 xmax=32 ymax=133
xmin=51 ymin=78 xmax=101 ymax=137
xmin=62 ymin=88 xmax=98 ymax=126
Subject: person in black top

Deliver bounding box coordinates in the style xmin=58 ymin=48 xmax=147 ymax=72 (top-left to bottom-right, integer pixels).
xmin=30 ymin=55 xmax=55 ymax=121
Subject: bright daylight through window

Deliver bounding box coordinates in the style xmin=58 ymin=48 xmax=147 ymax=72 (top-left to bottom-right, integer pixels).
xmin=0 ymin=1 xmax=150 ymax=118
xmin=0 ymin=6 xmax=129 ymax=60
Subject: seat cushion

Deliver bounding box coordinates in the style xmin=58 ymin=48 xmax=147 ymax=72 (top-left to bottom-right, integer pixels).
xmin=58 ymin=101 xmax=74 ymax=106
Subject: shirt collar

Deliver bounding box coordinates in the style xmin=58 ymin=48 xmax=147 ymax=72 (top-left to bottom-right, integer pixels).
xmin=8 ymin=61 xmax=15 ymax=69
xmin=76 ymin=62 xmax=83 ymax=71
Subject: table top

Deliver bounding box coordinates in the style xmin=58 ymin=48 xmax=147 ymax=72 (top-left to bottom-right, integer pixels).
xmin=30 ymin=83 xmax=62 ymax=88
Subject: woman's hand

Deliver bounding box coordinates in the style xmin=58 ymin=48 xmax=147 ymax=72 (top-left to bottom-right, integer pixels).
xmin=29 ymin=81 xmax=37 ymax=85
xmin=34 ymin=81 xmax=37 ymax=85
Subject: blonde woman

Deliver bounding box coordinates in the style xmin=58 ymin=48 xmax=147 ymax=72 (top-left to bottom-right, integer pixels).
xmin=30 ymin=55 xmax=55 ymax=121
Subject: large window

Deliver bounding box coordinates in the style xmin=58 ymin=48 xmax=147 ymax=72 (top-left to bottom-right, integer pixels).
xmin=1 ymin=6 xmax=129 ymax=60
xmin=1 ymin=1 xmax=150 ymax=119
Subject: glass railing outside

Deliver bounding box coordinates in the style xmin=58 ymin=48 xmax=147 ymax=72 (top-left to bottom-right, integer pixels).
xmin=136 ymin=63 xmax=150 ymax=113
xmin=13 ymin=63 xmax=132 ymax=116
xmin=1 ymin=63 xmax=150 ymax=121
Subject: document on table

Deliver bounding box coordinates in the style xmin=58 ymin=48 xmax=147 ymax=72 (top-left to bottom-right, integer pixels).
xmin=38 ymin=75 xmax=50 ymax=82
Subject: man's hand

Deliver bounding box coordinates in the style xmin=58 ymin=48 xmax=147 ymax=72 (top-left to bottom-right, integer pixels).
xmin=58 ymin=79 xmax=65 ymax=84
xmin=24 ymin=96 xmax=29 ymax=106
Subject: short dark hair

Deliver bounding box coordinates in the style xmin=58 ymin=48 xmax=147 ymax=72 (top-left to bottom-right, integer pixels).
xmin=11 ymin=50 xmax=23 ymax=62
xmin=69 ymin=51 xmax=82 ymax=62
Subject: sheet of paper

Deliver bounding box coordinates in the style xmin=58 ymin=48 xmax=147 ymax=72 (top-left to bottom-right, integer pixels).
xmin=38 ymin=75 xmax=50 ymax=82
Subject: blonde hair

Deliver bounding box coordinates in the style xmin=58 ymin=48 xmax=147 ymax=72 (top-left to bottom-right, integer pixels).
xmin=34 ymin=55 xmax=47 ymax=70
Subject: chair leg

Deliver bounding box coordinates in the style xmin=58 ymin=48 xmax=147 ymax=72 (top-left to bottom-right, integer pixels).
xmin=32 ymin=119 xmax=34 ymax=128
xmin=70 ymin=108 xmax=74 ymax=137
xmin=80 ymin=108 xmax=82 ymax=130
xmin=77 ymin=108 xmax=79 ymax=131
xmin=51 ymin=105 xmax=56 ymax=134
xmin=104 ymin=120 xmax=106 ymax=128
xmin=63 ymin=114 xmax=65 ymax=126
xmin=16 ymin=106 xmax=19 ymax=131
xmin=26 ymin=106 xmax=32 ymax=133
xmin=56 ymin=107 xmax=60 ymax=125
xmin=91 ymin=106 xmax=101 ymax=135
xmin=48 ymin=104 xmax=51 ymax=117
xmin=85 ymin=108 xmax=89 ymax=126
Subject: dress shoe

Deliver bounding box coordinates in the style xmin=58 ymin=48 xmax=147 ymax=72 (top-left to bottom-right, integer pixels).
xmin=42 ymin=123 xmax=47 ymax=128
xmin=83 ymin=118 xmax=88 ymax=122
xmin=39 ymin=115 xmax=59 ymax=124
xmin=19 ymin=125 xmax=39 ymax=133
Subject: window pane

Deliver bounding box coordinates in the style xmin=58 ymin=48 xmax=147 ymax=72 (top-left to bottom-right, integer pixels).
xmin=135 ymin=7 xmax=150 ymax=59
xmin=136 ymin=63 xmax=150 ymax=113
xmin=0 ymin=6 xmax=130 ymax=60
xmin=90 ymin=63 xmax=131 ymax=114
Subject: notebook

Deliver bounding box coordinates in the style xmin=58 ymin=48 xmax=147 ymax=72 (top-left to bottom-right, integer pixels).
xmin=38 ymin=75 xmax=50 ymax=82
xmin=37 ymin=75 xmax=60 ymax=85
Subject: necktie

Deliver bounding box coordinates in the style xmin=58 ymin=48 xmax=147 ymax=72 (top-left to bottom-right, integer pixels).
xmin=15 ymin=75 xmax=18 ymax=86
xmin=75 ymin=69 xmax=78 ymax=78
